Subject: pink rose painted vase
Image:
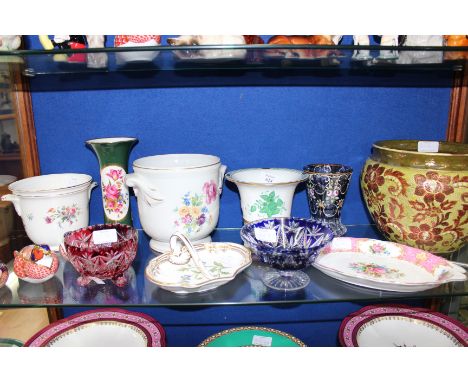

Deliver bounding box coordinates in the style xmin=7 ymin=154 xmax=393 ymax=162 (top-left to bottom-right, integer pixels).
xmin=86 ymin=137 xmax=138 ymax=226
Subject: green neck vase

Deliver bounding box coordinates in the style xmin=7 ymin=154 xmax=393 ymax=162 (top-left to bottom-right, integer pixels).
xmin=86 ymin=137 xmax=138 ymax=226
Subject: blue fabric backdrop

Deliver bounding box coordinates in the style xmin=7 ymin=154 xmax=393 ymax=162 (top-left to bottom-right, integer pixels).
xmin=22 ymin=35 xmax=451 ymax=346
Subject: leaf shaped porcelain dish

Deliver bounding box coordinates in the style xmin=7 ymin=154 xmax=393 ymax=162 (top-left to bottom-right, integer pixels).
xmin=339 ymin=305 xmax=468 ymax=347
xmin=25 ymin=308 xmax=165 ymax=347
xmin=145 ymin=233 xmax=252 ymax=294
xmin=314 ymin=237 xmax=466 ymax=292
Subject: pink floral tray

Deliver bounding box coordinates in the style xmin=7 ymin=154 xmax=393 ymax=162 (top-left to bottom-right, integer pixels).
xmin=339 ymin=304 xmax=468 ymax=347
xmin=314 ymin=237 xmax=466 ymax=292
xmin=25 ymin=308 xmax=165 ymax=347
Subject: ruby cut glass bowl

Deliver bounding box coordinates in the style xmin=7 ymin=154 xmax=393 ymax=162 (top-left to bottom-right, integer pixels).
xmin=61 ymin=223 xmax=138 ymax=287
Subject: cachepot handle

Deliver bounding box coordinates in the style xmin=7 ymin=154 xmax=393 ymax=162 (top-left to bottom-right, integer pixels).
xmin=125 ymin=173 xmax=164 ymax=206
xmin=218 ymin=164 xmax=227 ymax=195
xmin=168 ymin=232 xmax=213 ymax=280
xmin=1 ymin=194 xmax=21 ymax=216
xmin=88 ymin=181 xmax=98 ymax=200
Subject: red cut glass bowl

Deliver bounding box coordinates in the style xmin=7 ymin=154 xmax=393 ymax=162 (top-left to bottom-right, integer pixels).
xmin=61 ymin=224 xmax=138 ymax=287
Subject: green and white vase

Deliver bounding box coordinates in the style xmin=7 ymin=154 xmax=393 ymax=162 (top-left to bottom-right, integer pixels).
xmin=86 ymin=137 xmax=138 ymax=226
xmin=225 ymin=168 xmax=308 ymax=223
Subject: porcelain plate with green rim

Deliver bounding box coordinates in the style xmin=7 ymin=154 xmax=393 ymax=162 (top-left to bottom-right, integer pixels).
xmin=0 ymin=338 xmax=24 ymax=347
xmin=199 ymin=326 xmax=306 ymax=347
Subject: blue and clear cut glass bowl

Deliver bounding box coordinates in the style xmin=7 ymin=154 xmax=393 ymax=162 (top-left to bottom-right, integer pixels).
xmin=240 ymin=217 xmax=334 ymax=291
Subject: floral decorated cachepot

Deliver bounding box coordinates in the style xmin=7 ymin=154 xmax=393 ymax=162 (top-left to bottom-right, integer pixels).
xmin=361 ymin=140 xmax=468 ymax=254
xmin=1 ymin=174 xmax=97 ymax=250
xmin=126 ymin=154 xmax=226 ymax=252
xmin=86 ymin=137 xmax=138 ymax=226
xmin=226 ymin=168 xmax=307 ymax=223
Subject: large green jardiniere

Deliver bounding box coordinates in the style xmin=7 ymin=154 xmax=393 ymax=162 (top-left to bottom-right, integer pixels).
xmin=361 ymin=140 xmax=468 ymax=254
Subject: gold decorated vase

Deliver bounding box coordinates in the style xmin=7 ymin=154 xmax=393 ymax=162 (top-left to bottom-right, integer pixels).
xmin=361 ymin=140 xmax=468 ymax=254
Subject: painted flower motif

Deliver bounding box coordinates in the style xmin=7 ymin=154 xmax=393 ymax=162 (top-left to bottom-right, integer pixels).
xmin=364 ymin=164 xmax=385 ymax=193
xmin=202 ymin=180 xmax=217 ymax=205
xmin=408 ymin=223 xmax=443 ymax=247
xmin=250 ymin=191 xmax=286 ymax=218
xmin=106 ymin=168 xmax=123 ymax=182
xmin=190 ymin=206 xmax=201 ymax=216
xmin=369 ymin=243 xmax=386 ymax=254
xmin=44 ymin=204 xmax=80 ymax=228
xmin=173 ymin=187 xmax=213 ymax=235
xmin=105 ymin=184 xmax=120 ymax=200
xmin=101 ymin=165 xmax=129 ymax=219
xmin=179 ymin=206 xmax=190 ymax=217
xmin=350 ymin=262 xmax=404 ymax=279
xmin=106 ymin=198 xmax=119 ymax=210
xmin=414 ymin=171 xmax=454 ymax=204
xmin=197 ymin=214 xmax=206 ymax=226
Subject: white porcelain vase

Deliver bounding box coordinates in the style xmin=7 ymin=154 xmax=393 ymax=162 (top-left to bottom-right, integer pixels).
xmin=126 ymin=154 xmax=227 ymax=252
xmin=226 ymin=168 xmax=307 ymax=223
xmin=0 ymin=174 xmax=97 ymax=250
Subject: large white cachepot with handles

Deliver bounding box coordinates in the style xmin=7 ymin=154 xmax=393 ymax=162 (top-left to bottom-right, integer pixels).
xmin=126 ymin=154 xmax=227 ymax=252
xmin=0 ymin=174 xmax=97 ymax=250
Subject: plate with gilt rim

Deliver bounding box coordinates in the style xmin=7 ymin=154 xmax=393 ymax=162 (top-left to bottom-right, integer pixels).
xmin=339 ymin=305 xmax=468 ymax=347
xmin=24 ymin=308 xmax=165 ymax=347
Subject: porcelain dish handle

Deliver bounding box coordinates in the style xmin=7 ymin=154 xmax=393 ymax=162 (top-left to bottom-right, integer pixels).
xmin=125 ymin=173 xmax=164 ymax=206
xmin=218 ymin=164 xmax=227 ymax=195
xmin=1 ymin=194 xmax=21 ymax=216
xmin=168 ymin=232 xmax=213 ymax=280
xmin=446 ymin=264 xmax=467 ymax=282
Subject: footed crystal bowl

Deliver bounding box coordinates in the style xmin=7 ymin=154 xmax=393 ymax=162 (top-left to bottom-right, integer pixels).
xmin=61 ymin=224 xmax=138 ymax=287
xmin=240 ymin=218 xmax=334 ymax=291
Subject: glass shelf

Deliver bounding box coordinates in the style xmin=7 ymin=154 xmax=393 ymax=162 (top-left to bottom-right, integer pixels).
xmin=1 ymin=225 xmax=466 ymax=308
xmin=1 ymin=45 xmax=467 ymax=90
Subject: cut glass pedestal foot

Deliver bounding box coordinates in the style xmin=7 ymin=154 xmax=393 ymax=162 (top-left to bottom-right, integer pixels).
xmin=262 ymin=270 xmax=310 ymax=291
xmin=315 ymin=218 xmax=347 ymax=237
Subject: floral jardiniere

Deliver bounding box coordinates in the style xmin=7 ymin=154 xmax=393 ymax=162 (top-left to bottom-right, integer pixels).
xmin=361 ymin=140 xmax=468 ymax=254
xmin=126 ymin=154 xmax=227 ymax=252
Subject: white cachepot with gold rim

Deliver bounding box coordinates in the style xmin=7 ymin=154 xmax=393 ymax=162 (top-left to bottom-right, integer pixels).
xmin=1 ymin=174 xmax=96 ymax=250
xmin=126 ymin=154 xmax=226 ymax=252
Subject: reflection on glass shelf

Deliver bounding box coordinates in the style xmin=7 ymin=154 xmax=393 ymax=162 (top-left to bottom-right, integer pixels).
xmin=1 ymin=225 xmax=466 ymax=307
xmin=0 ymin=45 xmax=467 ymax=90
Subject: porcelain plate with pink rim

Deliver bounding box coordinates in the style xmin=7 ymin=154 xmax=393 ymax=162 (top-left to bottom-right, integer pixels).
xmin=313 ymin=237 xmax=466 ymax=292
xmin=339 ymin=304 xmax=468 ymax=347
xmin=25 ymin=308 xmax=165 ymax=347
